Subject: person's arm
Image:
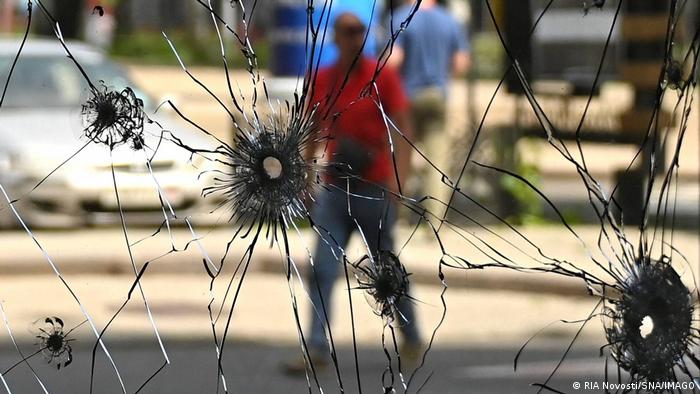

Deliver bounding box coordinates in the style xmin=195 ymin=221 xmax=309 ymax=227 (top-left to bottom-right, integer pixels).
xmin=452 ymin=50 xmax=471 ymax=76
xmin=303 ymin=67 xmax=333 ymax=180
xmin=450 ymin=16 xmax=471 ymax=77
xmin=379 ymin=62 xmax=414 ymax=196
xmin=388 ymin=108 xmax=414 ymax=196
xmin=386 ymin=46 xmax=405 ymax=69
xmin=302 ymin=74 xmax=329 ymax=205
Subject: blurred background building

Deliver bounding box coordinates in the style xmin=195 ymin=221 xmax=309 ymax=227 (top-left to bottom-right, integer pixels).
xmin=0 ymin=1 xmax=698 ymax=392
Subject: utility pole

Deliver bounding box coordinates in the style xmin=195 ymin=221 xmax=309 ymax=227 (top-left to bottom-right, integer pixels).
xmin=221 ymin=0 xmax=237 ymax=48
xmin=617 ymin=0 xmax=671 ymax=225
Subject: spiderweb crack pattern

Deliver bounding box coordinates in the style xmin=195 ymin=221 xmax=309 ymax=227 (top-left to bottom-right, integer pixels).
xmin=81 ymin=82 xmax=146 ymax=151
xmin=0 ymin=0 xmax=697 ymax=393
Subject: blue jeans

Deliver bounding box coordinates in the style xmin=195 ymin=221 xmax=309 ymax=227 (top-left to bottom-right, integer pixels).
xmin=307 ymin=184 xmax=421 ymax=351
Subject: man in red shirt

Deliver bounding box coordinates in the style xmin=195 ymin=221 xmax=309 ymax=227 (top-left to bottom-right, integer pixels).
xmin=287 ymin=11 xmax=422 ymax=373
xmin=310 ymin=22 xmax=412 ymax=189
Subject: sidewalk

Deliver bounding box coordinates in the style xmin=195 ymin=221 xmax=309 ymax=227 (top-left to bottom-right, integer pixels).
xmin=2 ymin=223 xmax=696 ymax=346
xmin=0 ymin=271 xmax=606 ymax=347
xmin=1 ymin=224 xmax=697 ymax=295
xmin=0 ymin=224 xmax=615 ymax=348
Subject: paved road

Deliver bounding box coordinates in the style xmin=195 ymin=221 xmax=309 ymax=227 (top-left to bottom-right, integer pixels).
xmin=1 ymin=339 xmax=621 ymax=394
xmin=0 ymin=271 xmax=615 ymax=393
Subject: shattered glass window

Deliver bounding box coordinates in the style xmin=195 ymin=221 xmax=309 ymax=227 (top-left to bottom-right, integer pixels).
xmin=0 ymin=0 xmax=698 ymax=393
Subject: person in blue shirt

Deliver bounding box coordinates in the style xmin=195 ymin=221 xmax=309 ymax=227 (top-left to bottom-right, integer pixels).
xmin=387 ymin=0 xmax=470 ymax=222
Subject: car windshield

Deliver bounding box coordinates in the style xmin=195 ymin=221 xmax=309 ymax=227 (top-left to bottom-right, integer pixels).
xmin=0 ymin=55 xmax=150 ymax=108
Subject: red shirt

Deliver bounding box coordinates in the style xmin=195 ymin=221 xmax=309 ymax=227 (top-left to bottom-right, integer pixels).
xmin=311 ymin=57 xmax=409 ymax=184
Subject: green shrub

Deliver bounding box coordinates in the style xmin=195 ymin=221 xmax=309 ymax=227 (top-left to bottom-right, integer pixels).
xmin=471 ymin=32 xmax=504 ymax=80
xmin=110 ymin=30 xmax=270 ymax=68
xmin=499 ymin=162 xmax=545 ymax=225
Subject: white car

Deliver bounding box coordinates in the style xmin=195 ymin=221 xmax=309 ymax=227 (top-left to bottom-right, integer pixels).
xmin=0 ymin=38 xmax=220 ymax=228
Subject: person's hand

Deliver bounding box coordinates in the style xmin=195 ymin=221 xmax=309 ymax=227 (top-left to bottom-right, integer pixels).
xmin=385 ymin=179 xmax=406 ymax=202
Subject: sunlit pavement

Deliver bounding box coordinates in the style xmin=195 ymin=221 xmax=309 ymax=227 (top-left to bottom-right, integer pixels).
xmin=1 ymin=339 xmax=617 ymax=393
xmin=0 ymin=224 xmax=696 ymax=345
xmin=0 ymin=268 xmax=609 ymax=341
xmin=1 ymin=269 xmax=614 ymax=393
xmin=0 ymin=259 xmax=691 ymax=393
xmin=0 ymin=224 xmax=697 ymax=291
xmin=1 ymin=266 xmax=698 ymax=390
xmin=0 ymin=228 xmax=614 ymax=393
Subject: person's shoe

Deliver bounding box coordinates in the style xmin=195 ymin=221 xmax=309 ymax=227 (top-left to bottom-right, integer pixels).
xmin=399 ymin=341 xmax=425 ymax=372
xmin=281 ymin=349 xmax=328 ymax=376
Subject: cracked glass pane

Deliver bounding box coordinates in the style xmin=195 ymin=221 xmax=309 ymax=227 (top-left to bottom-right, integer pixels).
xmin=0 ymin=0 xmax=698 ymax=393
